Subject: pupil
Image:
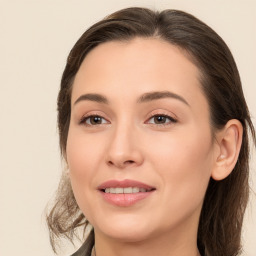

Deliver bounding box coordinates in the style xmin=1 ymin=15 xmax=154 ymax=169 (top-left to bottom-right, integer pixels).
xmin=154 ymin=116 xmax=166 ymax=124
xmin=91 ymin=116 xmax=101 ymax=124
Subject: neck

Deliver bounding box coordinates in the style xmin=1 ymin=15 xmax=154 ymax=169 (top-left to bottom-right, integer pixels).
xmin=94 ymin=225 xmax=200 ymax=256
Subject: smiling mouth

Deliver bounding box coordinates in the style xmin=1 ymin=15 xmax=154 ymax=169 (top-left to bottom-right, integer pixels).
xmin=101 ymin=187 xmax=156 ymax=194
xmin=97 ymin=179 xmax=156 ymax=206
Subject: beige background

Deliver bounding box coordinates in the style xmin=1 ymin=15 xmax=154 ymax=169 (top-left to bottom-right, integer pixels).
xmin=0 ymin=0 xmax=255 ymax=255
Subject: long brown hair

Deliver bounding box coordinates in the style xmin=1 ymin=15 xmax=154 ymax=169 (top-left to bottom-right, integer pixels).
xmin=46 ymin=7 xmax=255 ymax=256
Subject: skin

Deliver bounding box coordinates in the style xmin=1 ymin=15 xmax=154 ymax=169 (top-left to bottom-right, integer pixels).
xmin=66 ymin=38 xmax=242 ymax=256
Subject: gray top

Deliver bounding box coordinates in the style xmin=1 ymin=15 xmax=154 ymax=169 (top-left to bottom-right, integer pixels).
xmin=71 ymin=230 xmax=94 ymax=256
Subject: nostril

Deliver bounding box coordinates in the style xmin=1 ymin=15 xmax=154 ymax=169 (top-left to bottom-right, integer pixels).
xmin=108 ymin=160 xmax=114 ymax=165
xmin=107 ymin=159 xmax=135 ymax=168
xmin=124 ymin=160 xmax=135 ymax=164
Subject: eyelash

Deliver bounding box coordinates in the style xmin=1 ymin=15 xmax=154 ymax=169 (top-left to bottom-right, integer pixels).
xmin=79 ymin=115 xmax=109 ymax=126
xmin=79 ymin=113 xmax=177 ymax=127
xmin=146 ymin=114 xmax=177 ymax=126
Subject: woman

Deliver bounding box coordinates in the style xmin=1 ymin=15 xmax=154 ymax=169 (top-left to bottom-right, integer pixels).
xmin=46 ymin=7 xmax=255 ymax=256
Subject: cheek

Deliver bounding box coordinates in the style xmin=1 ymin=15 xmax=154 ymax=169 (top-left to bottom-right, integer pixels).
xmin=147 ymin=126 xmax=213 ymax=207
xmin=66 ymin=129 xmax=103 ymax=177
xmin=147 ymin=130 xmax=213 ymax=231
xmin=150 ymin=124 xmax=214 ymax=174
xmin=66 ymin=128 xmax=105 ymax=215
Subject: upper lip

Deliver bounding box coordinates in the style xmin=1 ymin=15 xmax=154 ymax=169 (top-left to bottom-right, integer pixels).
xmin=97 ymin=179 xmax=156 ymax=190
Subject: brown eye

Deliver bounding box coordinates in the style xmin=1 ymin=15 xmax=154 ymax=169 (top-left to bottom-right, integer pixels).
xmin=147 ymin=115 xmax=177 ymax=125
xmin=80 ymin=115 xmax=108 ymax=125
xmin=89 ymin=116 xmax=103 ymax=125
xmin=154 ymin=116 xmax=167 ymax=124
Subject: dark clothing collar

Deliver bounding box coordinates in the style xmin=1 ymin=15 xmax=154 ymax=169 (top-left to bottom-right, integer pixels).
xmin=71 ymin=229 xmax=94 ymax=256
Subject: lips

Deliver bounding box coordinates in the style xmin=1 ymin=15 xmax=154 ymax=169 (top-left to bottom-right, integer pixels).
xmin=98 ymin=179 xmax=155 ymax=190
xmin=97 ymin=179 xmax=156 ymax=207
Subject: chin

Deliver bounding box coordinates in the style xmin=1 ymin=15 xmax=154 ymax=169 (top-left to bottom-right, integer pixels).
xmin=103 ymin=228 xmax=153 ymax=243
xmin=93 ymin=214 xmax=156 ymax=243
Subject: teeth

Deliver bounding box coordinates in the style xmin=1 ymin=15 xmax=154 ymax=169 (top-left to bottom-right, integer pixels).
xmin=104 ymin=187 xmax=150 ymax=194
xmin=110 ymin=188 xmax=116 ymax=193
xmin=116 ymin=188 xmax=123 ymax=194
xmin=124 ymin=187 xmax=132 ymax=193
xmin=132 ymin=187 xmax=139 ymax=193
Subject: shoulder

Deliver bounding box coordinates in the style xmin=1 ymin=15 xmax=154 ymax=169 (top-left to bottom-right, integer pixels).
xmin=70 ymin=229 xmax=94 ymax=256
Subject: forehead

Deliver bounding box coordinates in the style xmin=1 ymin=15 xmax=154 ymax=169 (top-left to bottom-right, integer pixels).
xmin=74 ymin=38 xmax=200 ymax=86
xmin=72 ymin=38 xmax=208 ymax=112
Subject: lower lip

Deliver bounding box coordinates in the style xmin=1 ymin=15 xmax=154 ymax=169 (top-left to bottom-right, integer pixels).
xmin=99 ymin=191 xmax=155 ymax=207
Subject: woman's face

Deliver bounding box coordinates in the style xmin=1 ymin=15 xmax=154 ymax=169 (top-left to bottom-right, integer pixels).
xmin=67 ymin=38 xmax=219 ymax=242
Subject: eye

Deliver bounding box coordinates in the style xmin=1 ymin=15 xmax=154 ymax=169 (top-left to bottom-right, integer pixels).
xmin=80 ymin=115 xmax=108 ymax=126
xmin=147 ymin=114 xmax=177 ymax=125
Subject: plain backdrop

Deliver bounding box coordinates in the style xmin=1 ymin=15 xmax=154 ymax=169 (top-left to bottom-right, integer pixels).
xmin=0 ymin=0 xmax=255 ymax=255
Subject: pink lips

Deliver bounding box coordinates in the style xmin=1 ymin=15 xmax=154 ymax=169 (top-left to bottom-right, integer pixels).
xmin=97 ymin=179 xmax=156 ymax=207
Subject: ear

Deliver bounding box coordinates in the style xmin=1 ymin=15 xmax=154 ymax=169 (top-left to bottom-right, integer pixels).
xmin=211 ymin=119 xmax=243 ymax=181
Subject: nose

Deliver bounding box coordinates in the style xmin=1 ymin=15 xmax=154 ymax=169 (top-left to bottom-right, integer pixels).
xmin=105 ymin=124 xmax=144 ymax=169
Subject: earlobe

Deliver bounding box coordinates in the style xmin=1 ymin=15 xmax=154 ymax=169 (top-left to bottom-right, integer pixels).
xmin=211 ymin=119 xmax=243 ymax=181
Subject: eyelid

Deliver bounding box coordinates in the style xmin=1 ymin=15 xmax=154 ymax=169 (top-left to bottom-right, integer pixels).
xmin=79 ymin=111 xmax=110 ymax=125
xmin=145 ymin=110 xmax=178 ymax=125
xmin=77 ymin=109 xmax=178 ymax=127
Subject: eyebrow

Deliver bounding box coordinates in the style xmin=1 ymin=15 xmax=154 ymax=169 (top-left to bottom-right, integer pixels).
xmin=74 ymin=91 xmax=189 ymax=106
xmin=137 ymin=91 xmax=189 ymax=106
xmin=74 ymin=93 xmax=109 ymax=105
